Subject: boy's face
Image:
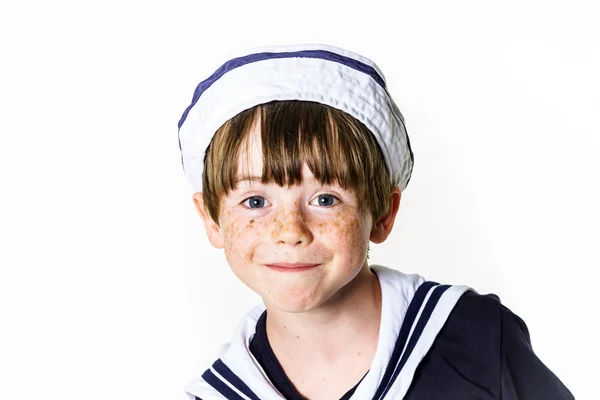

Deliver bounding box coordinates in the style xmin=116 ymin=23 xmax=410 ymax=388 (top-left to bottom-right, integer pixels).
xmin=195 ymin=123 xmax=399 ymax=313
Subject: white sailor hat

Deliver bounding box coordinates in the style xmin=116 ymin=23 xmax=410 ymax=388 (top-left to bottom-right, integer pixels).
xmin=177 ymin=44 xmax=414 ymax=192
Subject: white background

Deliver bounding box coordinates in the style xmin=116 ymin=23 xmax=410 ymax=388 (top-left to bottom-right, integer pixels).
xmin=0 ymin=0 xmax=598 ymax=399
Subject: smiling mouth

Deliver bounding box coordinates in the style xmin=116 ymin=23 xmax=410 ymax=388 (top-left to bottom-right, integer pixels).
xmin=264 ymin=263 xmax=321 ymax=272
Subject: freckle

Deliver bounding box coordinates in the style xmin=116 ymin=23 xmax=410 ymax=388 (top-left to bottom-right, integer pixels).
xmin=250 ymin=219 xmax=255 ymax=224
xmin=322 ymin=377 xmax=326 ymax=382
xmin=283 ymin=325 xmax=287 ymax=329
xmin=296 ymin=335 xmax=300 ymax=339
xmin=357 ymin=352 xmax=362 ymax=356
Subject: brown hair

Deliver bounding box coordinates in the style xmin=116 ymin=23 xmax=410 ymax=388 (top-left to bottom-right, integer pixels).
xmin=201 ymin=101 xmax=392 ymax=224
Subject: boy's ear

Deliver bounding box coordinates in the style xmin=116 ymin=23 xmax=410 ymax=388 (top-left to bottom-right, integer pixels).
xmin=192 ymin=192 xmax=224 ymax=249
xmin=370 ymin=187 xmax=402 ymax=244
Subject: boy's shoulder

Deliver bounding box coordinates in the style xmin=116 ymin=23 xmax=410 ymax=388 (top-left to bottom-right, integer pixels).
xmin=407 ymin=286 xmax=575 ymax=399
xmin=446 ymin=288 xmax=531 ymax=344
xmin=450 ymin=289 xmax=504 ymax=327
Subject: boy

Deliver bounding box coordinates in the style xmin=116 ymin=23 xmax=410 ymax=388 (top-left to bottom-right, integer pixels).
xmin=178 ymin=44 xmax=573 ymax=399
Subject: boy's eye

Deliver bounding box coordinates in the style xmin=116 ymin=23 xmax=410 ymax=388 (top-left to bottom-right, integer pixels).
xmin=311 ymin=194 xmax=339 ymax=207
xmin=242 ymin=196 xmax=270 ymax=209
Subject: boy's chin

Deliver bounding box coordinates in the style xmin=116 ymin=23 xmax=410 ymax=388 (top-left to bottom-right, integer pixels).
xmin=264 ymin=300 xmax=324 ymax=314
xmin=260 ymin=289 xmax=334 ymax=314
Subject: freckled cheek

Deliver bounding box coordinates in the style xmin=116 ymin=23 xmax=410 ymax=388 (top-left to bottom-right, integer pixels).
xmin=223 ymin=218 xmax=262 ymax=264
xmin=331 ymin=217 xmax=369 ymax=257
xmin=315 ymin=216 xmax=341 ymax=236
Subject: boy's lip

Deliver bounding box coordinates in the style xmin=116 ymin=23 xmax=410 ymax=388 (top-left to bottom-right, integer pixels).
xmin=264 ymin=263 xmax=321 ymax=271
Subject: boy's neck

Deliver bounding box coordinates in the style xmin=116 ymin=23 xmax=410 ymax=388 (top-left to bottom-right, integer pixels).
xmin=264 ymin=264 xmax=382 ymax=366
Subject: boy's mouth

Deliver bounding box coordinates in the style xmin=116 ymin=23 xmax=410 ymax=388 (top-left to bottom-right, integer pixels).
xmin=264 ymin=263 xmax=321 ymax=272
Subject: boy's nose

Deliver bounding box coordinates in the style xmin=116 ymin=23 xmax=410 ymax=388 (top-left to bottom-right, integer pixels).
xmin=271 ymin=208 xmax=313 ymax=246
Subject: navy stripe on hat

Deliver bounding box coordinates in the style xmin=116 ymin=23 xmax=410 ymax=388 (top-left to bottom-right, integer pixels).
xmin=372 ymin=281 xmax=438 ymax=400
xmin=379 ymin=284 xmax=451 ymax=399
xmin=177 ymin=49 xmax=387 ymax=130
xmin=201 ymin=368 xmax=246 ymax=400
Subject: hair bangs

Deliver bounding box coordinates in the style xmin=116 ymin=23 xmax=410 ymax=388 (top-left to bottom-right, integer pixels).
xmin=202 ymin=101 xmax=391 ymax=224
xmin=258 ymin=102 xmax=359 ymax=190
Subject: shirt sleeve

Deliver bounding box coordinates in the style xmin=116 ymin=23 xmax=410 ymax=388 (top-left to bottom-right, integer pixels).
xmin=499 ymin=304 xmax=574 ymax=399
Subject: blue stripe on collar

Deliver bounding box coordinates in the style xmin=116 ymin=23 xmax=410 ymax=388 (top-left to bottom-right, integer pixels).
xmin=177 ymin=49 xmax=387 ymax=129
xmin=201 ymin=368 xmax=246 ymax=400
xmin=212 ymin=359 xmax=262 ymax=400
xmin=373 ymin=280 xmax=438 ymax=400
xmin=379 ymin=284 xmax=451 ymax=399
